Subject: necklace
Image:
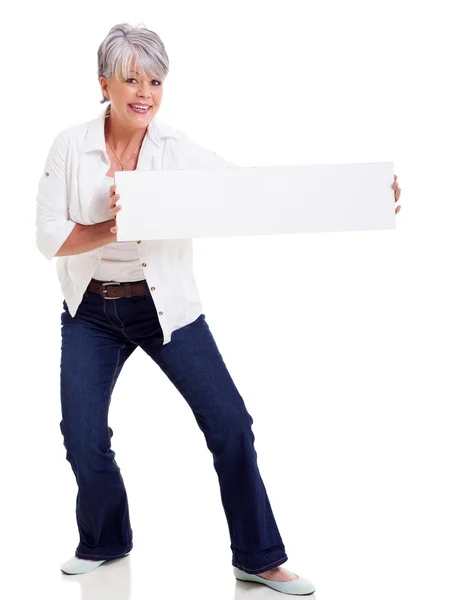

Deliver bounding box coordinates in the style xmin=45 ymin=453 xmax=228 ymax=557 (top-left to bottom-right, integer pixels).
xmin=105 ymin=132 xmax=145 ymax=171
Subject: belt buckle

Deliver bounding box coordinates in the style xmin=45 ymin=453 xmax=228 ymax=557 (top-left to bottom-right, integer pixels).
xmin=102 ymin=281 xmax=121 ymax=299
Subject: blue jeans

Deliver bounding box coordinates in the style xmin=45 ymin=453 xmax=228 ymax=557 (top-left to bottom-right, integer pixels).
xmin=60 ymin=278 xmax=288 ymax=574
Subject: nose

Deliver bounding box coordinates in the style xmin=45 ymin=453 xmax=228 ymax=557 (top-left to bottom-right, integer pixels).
xmin=137 ymin=81 xmax=154 ymax=99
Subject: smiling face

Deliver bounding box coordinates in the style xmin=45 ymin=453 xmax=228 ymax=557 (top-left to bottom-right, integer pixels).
xmin=99 ymin=57 xmax=164 ymax=128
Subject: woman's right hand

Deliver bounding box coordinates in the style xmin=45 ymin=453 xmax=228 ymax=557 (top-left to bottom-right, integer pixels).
xmin=108 ymin=183 xmax=121 ymax=234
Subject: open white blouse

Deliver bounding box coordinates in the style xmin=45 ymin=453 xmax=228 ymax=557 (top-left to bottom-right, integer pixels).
xmin=35 ymin=105 xmax=237 ymax=344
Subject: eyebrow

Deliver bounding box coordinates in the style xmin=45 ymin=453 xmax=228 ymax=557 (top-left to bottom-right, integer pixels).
xmin=129 ymin=70 xmax=156 ymax=78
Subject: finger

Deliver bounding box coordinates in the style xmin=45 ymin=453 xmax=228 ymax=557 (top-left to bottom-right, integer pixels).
xmin=109 ymin=193 xmax=120 ymax=208
xmin=395 ymin=205 xmax=401 ymax=214
xmin=109 ymin=205 xmax=121 ymax=219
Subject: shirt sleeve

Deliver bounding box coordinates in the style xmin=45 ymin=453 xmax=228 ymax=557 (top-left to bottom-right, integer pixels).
xmin=176 ymin=135 xmax=239 ymax=169
xmin=35 ymin=130 xmax=77 ymax=261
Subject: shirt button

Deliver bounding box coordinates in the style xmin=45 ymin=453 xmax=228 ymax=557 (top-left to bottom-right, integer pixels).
xmin=150 ymin=286 xmax=155 ymax=291
xmin=159 ymin=311 xmax=163 ymax=316
xmin=142 ymin=263 xmax=146 ymax=267
xmin=137 ymin=240 xmax=141 ymax=244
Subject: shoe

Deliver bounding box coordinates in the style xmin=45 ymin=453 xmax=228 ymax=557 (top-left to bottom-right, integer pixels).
xmin=233 ymin=566 xmax=316 ymax=596
xmin=60 ymin=557 xmax=106 ymax=575
xmin=60 ymin=553 xmax=130 ymax=575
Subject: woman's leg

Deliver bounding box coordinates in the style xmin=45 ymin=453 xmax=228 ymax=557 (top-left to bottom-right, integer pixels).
xmin=60 ymin=293 xmax=137 ymax=560
xmin=138 ymin=313 xmax=288 ymax=575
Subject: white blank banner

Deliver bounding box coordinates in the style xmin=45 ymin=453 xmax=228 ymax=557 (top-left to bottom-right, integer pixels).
xmin=114 ymin=162 xmax=395 ymax=241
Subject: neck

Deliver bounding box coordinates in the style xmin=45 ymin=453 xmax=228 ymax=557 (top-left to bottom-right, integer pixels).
xmin=104 ymin=105 xmax=148 ymax=154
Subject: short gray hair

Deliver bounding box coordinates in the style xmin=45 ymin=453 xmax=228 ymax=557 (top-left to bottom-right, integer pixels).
xmin=97 ymin=23 xmax=170 ymax=104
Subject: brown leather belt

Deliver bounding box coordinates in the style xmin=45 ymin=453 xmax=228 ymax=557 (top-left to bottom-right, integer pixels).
xmin=87 ymin=279 xmax=147 ymax=300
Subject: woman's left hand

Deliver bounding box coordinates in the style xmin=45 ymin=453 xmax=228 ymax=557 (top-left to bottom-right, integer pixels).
xmin=393 ymin=174 xmax=402 ymax=215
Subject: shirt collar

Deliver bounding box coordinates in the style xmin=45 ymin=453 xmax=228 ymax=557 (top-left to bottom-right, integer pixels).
xmin=80 ymin=103 xmax=162 ymax=154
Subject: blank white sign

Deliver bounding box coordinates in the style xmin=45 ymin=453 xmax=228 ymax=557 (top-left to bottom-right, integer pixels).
xmin=114 ymin=162 xmax=395 ymax=241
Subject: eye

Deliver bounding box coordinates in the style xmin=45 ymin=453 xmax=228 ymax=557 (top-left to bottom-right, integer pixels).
xmin=126 ymin=78 xmax=161 ymax=86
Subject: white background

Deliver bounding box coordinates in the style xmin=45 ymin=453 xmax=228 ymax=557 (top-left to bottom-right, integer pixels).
xmin=2 ymin=1 xmax=448 ymax=599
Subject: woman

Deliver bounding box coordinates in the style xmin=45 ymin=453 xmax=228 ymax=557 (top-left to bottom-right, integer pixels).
xmin=35 ymin=23 xmax=402 ymax=595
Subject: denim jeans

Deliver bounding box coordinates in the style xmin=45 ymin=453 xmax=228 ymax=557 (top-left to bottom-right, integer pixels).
xmin=59 ymin=278 xmax=288 ymax=574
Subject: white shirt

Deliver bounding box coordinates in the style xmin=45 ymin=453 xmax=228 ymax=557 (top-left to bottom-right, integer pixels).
xmin=35 ymin=105 xmax=237 ymax=344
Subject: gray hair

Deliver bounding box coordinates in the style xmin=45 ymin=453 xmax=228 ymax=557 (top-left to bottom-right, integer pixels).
xmin=97 ymin=23 xmax=170 ymax=104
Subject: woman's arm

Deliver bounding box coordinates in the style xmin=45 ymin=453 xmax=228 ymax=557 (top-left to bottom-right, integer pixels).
xmin=35 ymin=131 xmax=117 ymax=260
xmin=55 ymin=220 xmax=116 ymax=256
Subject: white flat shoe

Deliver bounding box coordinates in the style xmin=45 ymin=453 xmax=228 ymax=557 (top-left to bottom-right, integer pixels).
xmin=60 ymin=553 xmax=130 ymax=575
xmin=60 ymin=557 xmax=106 ymax=575
xmin=233 ymin=566 xmax=316 ymax=595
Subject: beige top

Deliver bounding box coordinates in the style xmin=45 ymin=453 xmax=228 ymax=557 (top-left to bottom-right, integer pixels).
xmin=90 ymin=175 xmax=145 ymax=282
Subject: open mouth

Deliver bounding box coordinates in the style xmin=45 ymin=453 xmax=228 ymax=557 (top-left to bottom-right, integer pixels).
xmin=128 ymin=104 xmax=151 ymax=114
